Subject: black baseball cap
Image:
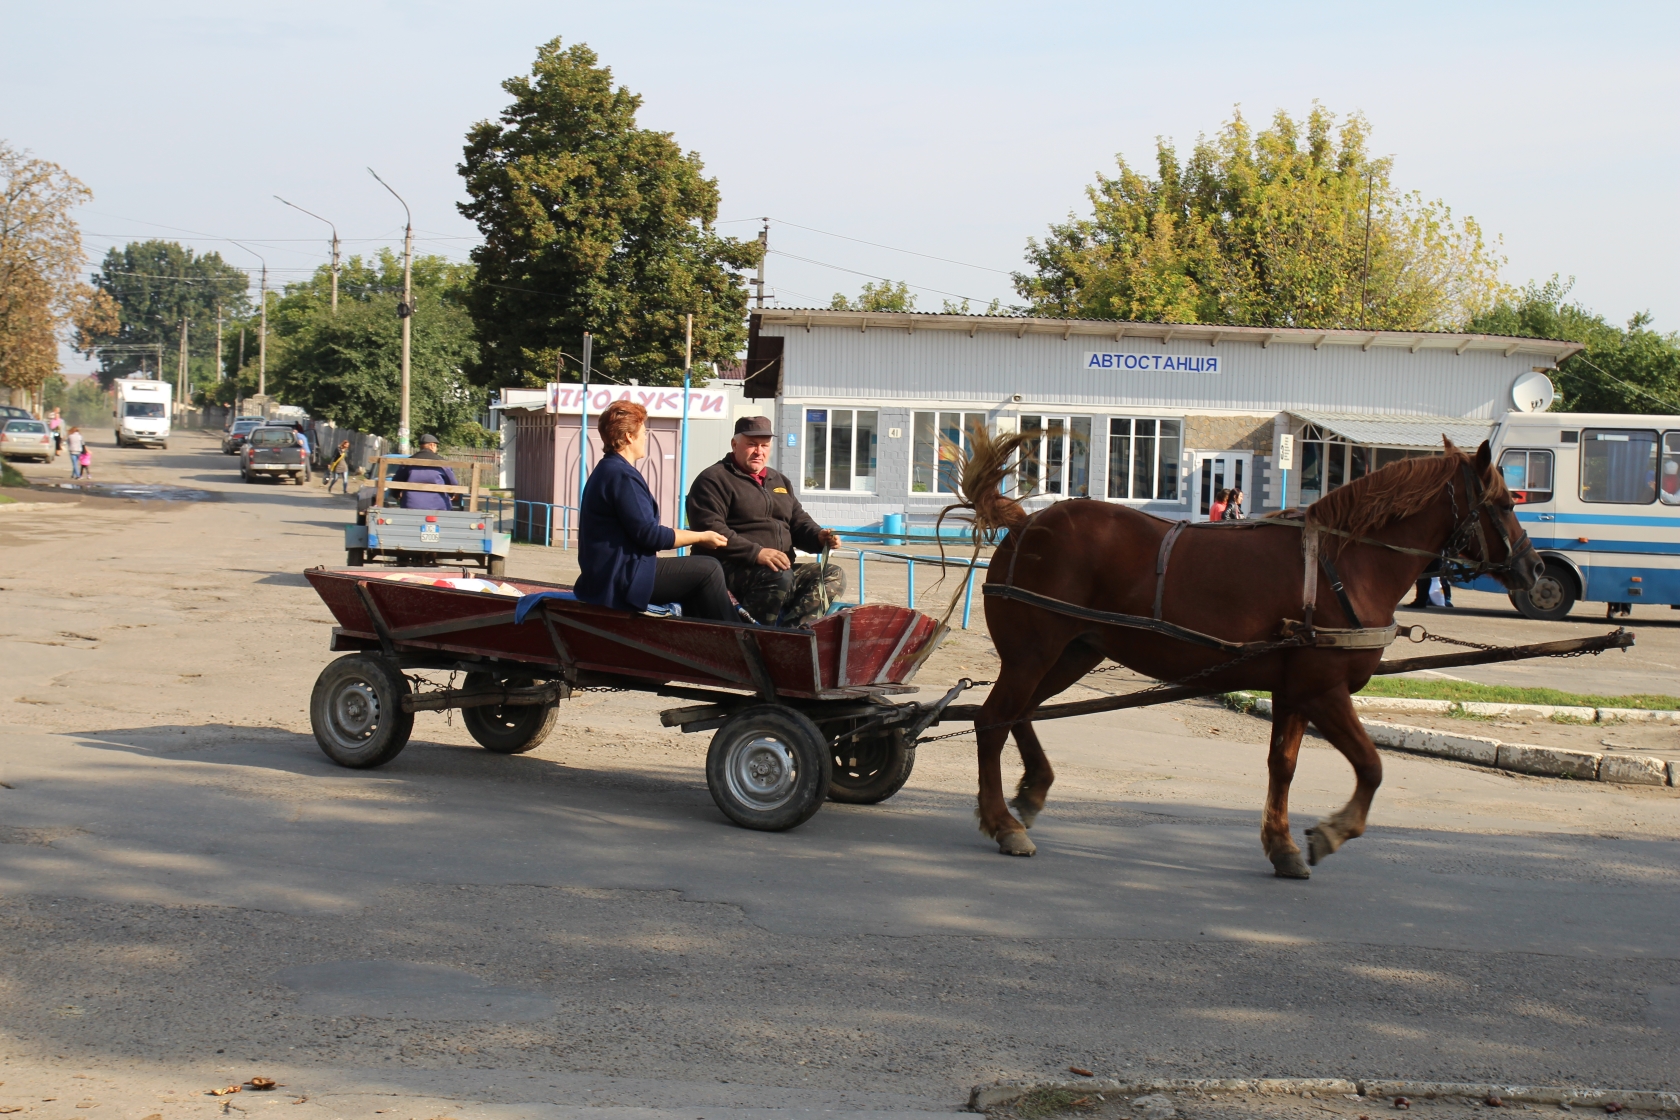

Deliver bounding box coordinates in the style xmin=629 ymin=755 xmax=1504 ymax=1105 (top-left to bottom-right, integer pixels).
xmin=734 ymin=415 xmax=774 ymax=437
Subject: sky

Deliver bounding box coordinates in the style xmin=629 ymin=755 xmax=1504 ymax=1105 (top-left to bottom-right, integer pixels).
xmin=4 ymin=0 xmax=1676 ymax=371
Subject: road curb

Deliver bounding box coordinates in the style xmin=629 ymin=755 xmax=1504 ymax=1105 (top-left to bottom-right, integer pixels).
xmin=1225 ymin=694 xmax=1678 ymax=788
xmin=969 ymin=1076 xmax=1680 ymax=1113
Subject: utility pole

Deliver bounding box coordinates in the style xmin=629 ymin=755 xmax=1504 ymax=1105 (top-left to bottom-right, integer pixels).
xmin=578 ymin=331 xmax=591 ymax=531
xmin=177 ymin=317 xmax=189 ymax=416
xmin=215 ymin=305 xmax=224 ymax=383
xmin=275 ymin=196 xmax=341 ymax=314
xmin=752 ymin=218 xmax=769 ymax=308
xmin=678 ymin=313 xmax=693 ymax=546
xmin=1358 ymin=171 xmax=1375 ymax=331
xmin=231 ymin=241 xmax=268 ymax=399
xmin=369 ymin=168 xmax=413 ymax=455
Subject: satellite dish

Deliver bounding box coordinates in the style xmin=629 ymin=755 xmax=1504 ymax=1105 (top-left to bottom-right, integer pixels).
xmin=1511 ymin=370 xmax=1555 ymax=413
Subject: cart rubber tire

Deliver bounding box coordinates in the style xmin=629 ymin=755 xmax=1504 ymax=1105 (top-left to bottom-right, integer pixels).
xmin=827 ymin=728 xmax=915 ymax=804
xmin=346 ymin=549 xmax=366 ymax=567
xmin=310 ymin=653 xmax=414 ymax=769
xmin=487 ymin=555 xmax=507 ymax=577
xmin=706 ymin=705 xmax=831 ymax=831
xmin=460 ymin=672 xmax=557 ymax=754
xmin=1511 ymin=559 xmax=1578 ymax=622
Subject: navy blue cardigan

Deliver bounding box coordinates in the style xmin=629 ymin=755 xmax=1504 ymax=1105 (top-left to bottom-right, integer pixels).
xmin=574 ymin=452 xmax=676 ymax=612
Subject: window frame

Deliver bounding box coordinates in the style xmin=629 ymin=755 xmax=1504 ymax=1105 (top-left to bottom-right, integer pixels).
xmin=1498 ymin=447 xmax=1556 ymax=504
xmin=911 ymin=410 xmax=987 ymax=494
xmin=802 ymin=407 xmax=879 ymax=494
xmin=1104 ymin=415 xmax=1182 ymax=502
xmin=1578 ymin=427 xmax=1660 ymax=506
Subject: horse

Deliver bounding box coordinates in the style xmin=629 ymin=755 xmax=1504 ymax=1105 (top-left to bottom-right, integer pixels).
xmin=946 ymin=434 xmax=1542 ymax=878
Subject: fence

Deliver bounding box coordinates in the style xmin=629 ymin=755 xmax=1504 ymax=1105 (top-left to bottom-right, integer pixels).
xmin=830 ymin=546 xmax=989 ymax=629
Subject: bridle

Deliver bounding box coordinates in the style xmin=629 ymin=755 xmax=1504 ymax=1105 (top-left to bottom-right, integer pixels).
xmin=1439 ymin=459 xmax=1531 ymax=581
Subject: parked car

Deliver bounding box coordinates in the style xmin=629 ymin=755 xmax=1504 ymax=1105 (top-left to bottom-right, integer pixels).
xmin=241 ymin=425 xmax=311 ymax=484
xmin=0 ymin=405 xmax=32 ymax=422
xmin=1 ymin=418 xmax=55 ymax=462
xmin=222 ymin=417 xmax=268 ymax=455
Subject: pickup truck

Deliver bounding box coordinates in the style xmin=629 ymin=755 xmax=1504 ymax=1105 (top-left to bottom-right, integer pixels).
xmin=240 ymin=426 xmax=311 ymax=484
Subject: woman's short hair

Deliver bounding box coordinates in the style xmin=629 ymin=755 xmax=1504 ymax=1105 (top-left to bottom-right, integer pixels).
xmin=598 ymin=400 xmax=648 ymax=453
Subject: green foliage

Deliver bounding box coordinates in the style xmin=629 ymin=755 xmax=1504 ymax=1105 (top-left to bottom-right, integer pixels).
xmin=1233 ymin=680 xmax=1680 ymax=710
xmin=261 ymin=252 xmax=482 ymax=441
xmin=1466 ymin=278 xmax=1680 ymax=414
xmin=458 ymin=38 xmax=760 ymax=389
xmin=830 ymin=280 xmax=915 ymax=312
xmin=1016 ymin=103 xmax=1507 ymax=330
xmin=89 ymin=240 xmax=250 ymax=381
xmin=940 ymin=297 xmax=1004 ymax=315
xmin=1 ymin=461 xmax=29 ymax=488
xmin=41 ymin=373 xmax=110 ymax=427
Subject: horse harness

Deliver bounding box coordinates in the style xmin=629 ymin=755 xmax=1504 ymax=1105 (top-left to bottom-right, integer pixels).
xmin=982 ymin=460 xmax=1523 ymax=657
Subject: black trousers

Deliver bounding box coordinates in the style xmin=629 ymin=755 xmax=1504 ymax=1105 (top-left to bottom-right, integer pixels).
xmin=649 ymin=555 xmax=734 ymax=622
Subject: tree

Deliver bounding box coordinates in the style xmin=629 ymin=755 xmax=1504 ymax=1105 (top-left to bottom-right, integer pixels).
xmin=458 ymin=38 xmax=761 ymax=389
xmin=88 ymin=240 xmax=250 ymax=386
xmin=1015 ymin=104 xmax=1508 ymax=331
xmin=0 ymin=142 xmax=115 ymax=411
xmin=1467 ymin=279 xmax=1680 ymax=414
xmin=259 ymin=251 xmax=484 ymax=442
xmin=831 ymin=280 xmax=916 ymax=311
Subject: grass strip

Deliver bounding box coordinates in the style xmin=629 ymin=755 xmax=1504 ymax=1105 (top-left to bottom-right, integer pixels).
xmin=1 ymin=462 xmax=30 ymax=488
xmin=1234 ymin=677 xmax=1680 ymax=711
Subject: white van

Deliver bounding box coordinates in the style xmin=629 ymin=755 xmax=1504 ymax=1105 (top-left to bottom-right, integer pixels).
xmin=113 ymin=378 xmax=172 ymax=448
xmin=1483 ymin=411 xmax=1680 ymax=620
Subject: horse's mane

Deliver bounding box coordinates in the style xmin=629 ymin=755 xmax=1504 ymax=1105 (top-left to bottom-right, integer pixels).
xmin=1305 ymin=440 xmax=1502 ymax=544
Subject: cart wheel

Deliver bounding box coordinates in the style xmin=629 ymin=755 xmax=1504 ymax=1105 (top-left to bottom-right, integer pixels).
xmin=310 ymin=654 xmax=414 ymax=768
xmin=487 ymin=555 xmax=507 ymax=577
xmin=706 ymin=705 xmax=831 ymax=831
xmin=460 ymin=672 xmax=557 ymax=754
xmin=827 ymin=727 xmax=915 ymax=804
xmin=346 ymin=549 xmax=366 ymax=566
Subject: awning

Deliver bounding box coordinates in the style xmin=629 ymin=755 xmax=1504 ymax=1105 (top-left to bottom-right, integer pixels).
xmin=1291 ymin=410 xmax=1495 ymax=451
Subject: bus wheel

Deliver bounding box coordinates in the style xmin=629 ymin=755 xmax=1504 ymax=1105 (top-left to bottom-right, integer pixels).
xmin=1511 ymin=560 xmax=1577 ymax=622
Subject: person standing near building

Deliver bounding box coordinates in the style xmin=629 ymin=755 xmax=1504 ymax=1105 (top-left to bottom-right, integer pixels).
xmin=1221 ymin=487 xmax=1247 ymax=520
xmin=686 ymin=415 xmax=846 ymax=628
xmin=1207 ymin=488 xmax=1230 ymax=523
xmin=65 ymin=426 xmax=84 ymax=479
xmin=47 ymin=408 xmax=62 ymax=459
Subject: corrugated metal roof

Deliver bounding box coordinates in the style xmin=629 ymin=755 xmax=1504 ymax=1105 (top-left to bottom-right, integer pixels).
xmin=1292 ymin=410 xmax=1494 ymax=450
xmin=754 ymin=308 xmax=1584 ymax=361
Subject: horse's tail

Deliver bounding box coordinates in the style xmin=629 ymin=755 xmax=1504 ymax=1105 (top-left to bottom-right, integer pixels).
xmin=936 ymin=425 xmax=1039 ymax=542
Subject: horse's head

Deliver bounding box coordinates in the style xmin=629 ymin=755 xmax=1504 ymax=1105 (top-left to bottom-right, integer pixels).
xmin=1445 ymin=439 xmax=1543 ymax=592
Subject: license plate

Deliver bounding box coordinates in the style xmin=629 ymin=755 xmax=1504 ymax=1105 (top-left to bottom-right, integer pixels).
xmin=419 ymin=526 xmax=440 ymax=543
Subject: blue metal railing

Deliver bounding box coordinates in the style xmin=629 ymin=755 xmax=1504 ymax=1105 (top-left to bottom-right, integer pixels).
xmin=829 ymin=546 xmax=989 ymax=630
xmin=486 ymin=498 xmax=579 ymax=548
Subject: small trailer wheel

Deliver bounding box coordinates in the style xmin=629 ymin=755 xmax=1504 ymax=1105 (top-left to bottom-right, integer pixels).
xmin=706 ymin=705 xmax=831 ymax=831
xmin=827 ymin=727 xmax=915 ymax=804
xmin=310 ymin=654 xmax=414 ymax=768
xmin=460 ymin=672 xmax=557 ymax=754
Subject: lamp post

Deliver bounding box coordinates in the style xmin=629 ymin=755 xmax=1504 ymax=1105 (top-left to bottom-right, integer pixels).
xmin=274 ymin=196 xmax=341 ymax=314
xmin=368 ymin=168 xmax=413 ymax=456
xmin=230 ymin=241 xmax=268 ymax=399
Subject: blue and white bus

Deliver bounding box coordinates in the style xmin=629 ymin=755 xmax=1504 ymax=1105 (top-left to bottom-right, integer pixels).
xmin=1480 ymin=411 xmax=1680 ymax=620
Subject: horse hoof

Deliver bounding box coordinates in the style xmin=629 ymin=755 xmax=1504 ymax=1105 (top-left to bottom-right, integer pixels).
xmin=1305 ymin=827 xmax=1336 ymax=866
xmin=998 ymin=831 xmax=1037 ymax=857
xmin=1271 ymin=850 xmax=1311 ymax=879
xmin=1009 ymin=797 xmax=1040 ymax=829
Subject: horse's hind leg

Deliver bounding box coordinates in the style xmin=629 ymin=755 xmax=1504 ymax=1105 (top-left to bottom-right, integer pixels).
xmin=1009 ymin=643 xmax=1103 ymax=828
xmin=1300 ymin=689 xmax=1383 ymax=866
xmin=976 ymin=668 xmax=1052 ymax=856
xmin=1263 ymin=703 xmax=1312 ymax=879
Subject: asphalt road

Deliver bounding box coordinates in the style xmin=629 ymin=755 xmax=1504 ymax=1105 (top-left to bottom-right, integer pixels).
xmin=1 ymin=432 xmax=1676 ymax=1120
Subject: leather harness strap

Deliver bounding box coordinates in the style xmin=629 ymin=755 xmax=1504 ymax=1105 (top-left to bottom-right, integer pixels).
xmin=1153 ymin=520 xmax=1190 ymax=620
xmin=1319 ymin=552 xmax=1364 ymax=630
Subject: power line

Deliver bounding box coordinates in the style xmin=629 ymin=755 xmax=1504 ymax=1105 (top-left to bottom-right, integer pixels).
xmin=766 ymin=249 xmax=996 ymax=305
xmin=766 ymin=216 xmax=1014 ymax=275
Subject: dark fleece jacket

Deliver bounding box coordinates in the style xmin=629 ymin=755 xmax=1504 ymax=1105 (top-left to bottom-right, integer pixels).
xmin=686 ymin=453 xmax=825 ymax=567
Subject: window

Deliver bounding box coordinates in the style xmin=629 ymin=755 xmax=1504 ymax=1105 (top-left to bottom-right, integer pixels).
xmin=1020 ymin=415 xmax=1092 ymax=497
xmin=1298 ymin=424 xmax=1436 ymax=505
xmin=912 ymin=411 xmax=986 ymax=493
xmin=124 ymin=401 xmax=166 ymax=418
xmin=1106 ymin=417 xmax=1181 ymax=500
xmin=1579 ymin=428 xmax=1658 ymax=504
xmin=1662 ymin=433 xmax=1680 ymax=506
xmin=803 ymin=408 xmax=878 ymax=492
xmin=249 ymin=429 xmax=297 ymax=448
xmin=1498 ymin=448 xmax=1555 ymax=504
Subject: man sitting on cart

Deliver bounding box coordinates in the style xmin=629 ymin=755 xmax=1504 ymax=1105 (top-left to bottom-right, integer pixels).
xmin=392 ymin=433 xmax=457 ymax=510
xmin=686 ymin=415 xmax=845 ymax=628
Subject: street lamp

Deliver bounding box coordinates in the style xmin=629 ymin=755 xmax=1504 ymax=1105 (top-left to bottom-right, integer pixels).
xmin=368 ymin=167 xmax=414 ymax=456
xmin=274 ymin=196 xmax=342 ymax=314
xmin=229 ymin=240 xmax=268 ymax=399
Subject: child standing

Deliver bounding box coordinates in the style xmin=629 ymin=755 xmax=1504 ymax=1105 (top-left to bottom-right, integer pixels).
xmin=66 ymin=426 xmax=85 ymax=479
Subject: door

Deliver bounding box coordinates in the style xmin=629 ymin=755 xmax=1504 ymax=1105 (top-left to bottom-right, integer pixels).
xmin=1191 ymin=451 xmax=1253 ymax=521
xmin=554 ymin=416 xmax=681 ymax=546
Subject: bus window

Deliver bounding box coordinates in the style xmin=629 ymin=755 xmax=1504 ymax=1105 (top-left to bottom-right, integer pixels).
xmin=1499 ymin=449 xmax=1554 ymax=504
xmin=1662 ymin=432 xmax=1680 ymax=506
xmin=1579 ymin=429 xmax=1658 ymax=504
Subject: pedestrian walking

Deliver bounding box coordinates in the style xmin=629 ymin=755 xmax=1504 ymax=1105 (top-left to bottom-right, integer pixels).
xmin=1207 ymin=487 xmax=1230 ymax=522
xmin=77 ymin=445 xmax=92 ymax=480
xmin=65 ymin=426 xmax=85 ymax=479
xmin=324 ymin=440 xmax=352 ymax=494
xmin=47 ymin=408 xmax=62 ymax=458
xmin=1409 ymin=558 xmax=1454 ymax=609
xmin=1221 ymin=487 xmax=1247 ymax=520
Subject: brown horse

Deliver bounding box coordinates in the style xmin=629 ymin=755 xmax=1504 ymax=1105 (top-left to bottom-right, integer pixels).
xmin=951 ymin=436 xmax=1541 ymax=877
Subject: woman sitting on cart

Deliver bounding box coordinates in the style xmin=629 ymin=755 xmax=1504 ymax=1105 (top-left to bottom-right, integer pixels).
xmin=575 ymin=400 xmax=736 ymax=622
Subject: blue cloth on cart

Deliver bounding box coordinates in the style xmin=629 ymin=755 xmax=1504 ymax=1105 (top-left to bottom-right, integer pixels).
xmin=513 ymin=590 xmax=679 ymax=625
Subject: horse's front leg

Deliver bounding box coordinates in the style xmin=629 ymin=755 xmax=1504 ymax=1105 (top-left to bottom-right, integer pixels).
xmin=976 ymin=676 xmax=1041 ymax=856
xmin=1263 ymin=703 xmax=1312 ymax=879
xmin=1009 ymin=720 xmax=1053 ymax=828
xmin=1300 ymin=688 xmax=1383 ymax=865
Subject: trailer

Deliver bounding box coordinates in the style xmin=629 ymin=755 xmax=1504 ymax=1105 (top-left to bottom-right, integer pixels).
xmin=345 ymin=456 xmax=512 ymax=575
